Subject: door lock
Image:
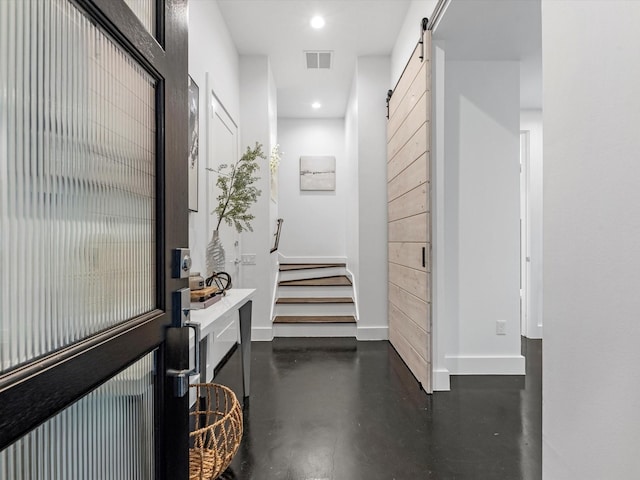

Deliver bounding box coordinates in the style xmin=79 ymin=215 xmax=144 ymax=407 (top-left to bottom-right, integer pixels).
xmin=172 ymin=248 xmax=191 ymax=279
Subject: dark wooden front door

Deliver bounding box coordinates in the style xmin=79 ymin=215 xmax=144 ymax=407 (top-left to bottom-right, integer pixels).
xmin=0 ymin=0 xmax=190 ymax=478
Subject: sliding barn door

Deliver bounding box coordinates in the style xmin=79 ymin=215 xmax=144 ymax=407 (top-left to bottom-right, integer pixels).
xmin=387 ymin=25 xmax=432 ymax=393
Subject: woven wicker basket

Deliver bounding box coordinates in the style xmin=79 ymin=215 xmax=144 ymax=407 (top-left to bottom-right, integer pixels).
xmin=189 ymin=383 xmax=243 ymax=480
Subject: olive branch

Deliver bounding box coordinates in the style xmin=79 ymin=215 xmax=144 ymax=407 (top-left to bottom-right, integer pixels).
xmin=207 ymin=142 xmax=266 ymax=233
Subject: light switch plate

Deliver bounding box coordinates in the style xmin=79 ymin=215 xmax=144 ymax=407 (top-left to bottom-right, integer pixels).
xmin=241 ymin=254 xmax=257 ymax=265
xmin=496 ymin=320 xmax=507 ymax=335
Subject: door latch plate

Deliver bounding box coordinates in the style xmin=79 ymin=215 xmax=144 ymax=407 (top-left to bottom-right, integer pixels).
xmin=172 ymin=248 xmax=192 ymax=279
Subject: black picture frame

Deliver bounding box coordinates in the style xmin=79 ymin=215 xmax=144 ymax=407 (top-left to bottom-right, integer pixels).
xmin=188 ymin=75 xmax=199 ymax=211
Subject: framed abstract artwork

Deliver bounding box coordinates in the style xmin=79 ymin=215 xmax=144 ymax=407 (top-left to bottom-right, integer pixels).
xmin=188 ymin=75 xmax=199 ymax=211
xmin=300 ymin=156 xmax=336 ymax=191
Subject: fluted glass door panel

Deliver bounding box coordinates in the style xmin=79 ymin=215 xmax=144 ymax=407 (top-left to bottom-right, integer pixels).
xmin=0 ymin=352 xmax=156 ymax=480
xmin=0 ymin=0 xmax=157 ymax=372
xmin=123 ymin=0 xmax=157 ymax=36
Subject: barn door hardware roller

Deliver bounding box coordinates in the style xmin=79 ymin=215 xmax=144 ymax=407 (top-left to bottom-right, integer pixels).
xmin=419 ymin=17 xmax=429 ymax=62
xmin=386 ymin=90 xmax=393 ymax=119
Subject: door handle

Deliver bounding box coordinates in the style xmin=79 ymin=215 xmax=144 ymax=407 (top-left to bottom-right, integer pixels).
xmin=166 ymin=288 xmax=201 ymax=397
xmin=166 ymin=322 xmax=200 ymax=376
xmin=185 ymin=322 xmax=201 ymax=377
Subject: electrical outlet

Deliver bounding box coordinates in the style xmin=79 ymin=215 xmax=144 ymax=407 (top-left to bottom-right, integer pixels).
xmin=496 ymin=320 xmax=507 ymax=335
xmin=241 ymin=254 xmax=256 ymax=265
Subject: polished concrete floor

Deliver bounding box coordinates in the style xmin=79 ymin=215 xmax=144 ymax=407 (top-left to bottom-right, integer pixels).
xmin=215 ymin=337 xmax=542 ymax=480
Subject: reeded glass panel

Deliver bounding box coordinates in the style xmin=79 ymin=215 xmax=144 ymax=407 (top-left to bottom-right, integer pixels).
xmin=0 ymin=0 xmax=157 ymax=371
xmin=124 ymin=0 xmax=157 ymax=36
xmin=0 ymin=352 xmax=156 ymax=480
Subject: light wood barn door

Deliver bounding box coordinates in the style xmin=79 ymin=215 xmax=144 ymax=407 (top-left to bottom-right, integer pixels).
xmin=387 ymin=27 xmax=432 ymax=393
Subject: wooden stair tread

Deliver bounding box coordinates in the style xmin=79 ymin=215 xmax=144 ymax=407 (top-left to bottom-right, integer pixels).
xmin=278 ymin=275 xmax=352 ymax=287
xmin=276 ymin=297 xmax=354 ymax=304
xmin=279 ymin=263 xmax=346 ymax=272
xmin=273 ymin=315 xmax=356 ymax=324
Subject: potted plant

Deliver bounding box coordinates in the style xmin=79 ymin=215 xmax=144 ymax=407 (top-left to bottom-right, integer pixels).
xmin=206 ymin=143 xmax=266 ymax=276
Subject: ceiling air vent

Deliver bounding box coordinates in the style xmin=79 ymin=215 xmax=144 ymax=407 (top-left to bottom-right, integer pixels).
xmin=305 ymin=51 xmax=332 ymax=69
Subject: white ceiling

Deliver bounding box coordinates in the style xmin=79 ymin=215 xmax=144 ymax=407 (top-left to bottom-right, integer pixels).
xmin=434 ymin=0 xmax=542 ymax=109
xmin=217 ymin=0 xmax=412 ymax=118
xmin=217 ymin=0 xmax=542 ymax=116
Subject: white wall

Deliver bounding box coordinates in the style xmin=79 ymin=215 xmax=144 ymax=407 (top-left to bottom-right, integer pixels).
xmin=542 ymin=2 xmax=640 ymax=478
xmin=431 ymin=41 xmax=449 ymax=389
xmin=188 ymin=0 xmax=240 ymax=122
xmin=268 ymin=64 xmax=278 ymax=232
xmin=520 ymin=109 xmax=543 ymax=339
xmin=444 ymin=61 xmax=524 ymax=374
xmin=267 ymin=58 xmax=279 ymax=328
xmin=355 ymin=56 xmax=390 ymax=340
xmin=188 ymin=0 xmax=239 ymax=274
xmin=239 ymin=56 xmax=276 ymax=341
xmin=345 ymin=75 xmax=359 ymax=315
xmin=277 ymin=118 xmax=347 ymax=258
xmin=390 ymin=0 xmax=438 ymax=88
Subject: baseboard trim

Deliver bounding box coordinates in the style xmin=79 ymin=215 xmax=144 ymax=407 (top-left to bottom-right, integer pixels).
xmin=433 ymin=368 xmax=451 ymax=391
xmin=356 ymin=326 xmax=388 ymax=341
xmin=251 ymin=327 xmax=274 ymax=341
xmin=445 ymin=355 xmax=525 ymax=375
xmin=273 ymin=323 xmax=356 ymax=338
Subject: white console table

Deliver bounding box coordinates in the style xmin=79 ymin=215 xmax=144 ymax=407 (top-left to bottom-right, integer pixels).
xmin=188 ymin=288 xmax=255 ymax=406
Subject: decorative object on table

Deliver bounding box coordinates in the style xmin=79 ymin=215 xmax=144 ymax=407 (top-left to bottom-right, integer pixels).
xmin=190 ymin=285 xmax=222 ymax=310
xmin=206 ymin=271 xmax=232 ymax=293
xmin=189 ymin=273 xmax=205 ymax=291
xmin=190 ymin=295 xmax=222 ymax=310
xmin=269 ymin=144 xmax=282 ymax=202
xmin=190 ymin=286 xmax=220 ymax=302
xmin=300 ymin=155 xmax=336 ymax=191
xmin=206 ymin=229 xmax=226 ymax=276
xmin=206 ymin=143 xmax=266 ymax=276
xmin=188 ymin=75 xmax=199 ymax=212
xmin=270 ymin=218 xmax=283 ymax=254
xmin=189 ymin=383 xmax=243 ymax=480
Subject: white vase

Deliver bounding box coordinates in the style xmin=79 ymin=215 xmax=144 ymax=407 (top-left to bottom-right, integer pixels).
xmin=206 ymin=229 xmax=226 ymax=276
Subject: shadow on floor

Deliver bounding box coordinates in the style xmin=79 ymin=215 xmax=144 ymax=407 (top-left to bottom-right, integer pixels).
xmin=214 ymin=337 xmax=541 ymax=480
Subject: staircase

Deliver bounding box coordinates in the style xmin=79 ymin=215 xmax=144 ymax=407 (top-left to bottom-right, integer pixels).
xmin=273 ymin=262 xmax=357 ymax=336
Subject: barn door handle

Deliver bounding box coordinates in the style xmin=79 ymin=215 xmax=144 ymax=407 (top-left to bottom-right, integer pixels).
xmin=422 ymin=247 xmax=426 ymax=268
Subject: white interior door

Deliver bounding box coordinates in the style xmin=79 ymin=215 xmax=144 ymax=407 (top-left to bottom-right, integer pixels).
xmin=206 ymin=78 xmax=241 ymax=285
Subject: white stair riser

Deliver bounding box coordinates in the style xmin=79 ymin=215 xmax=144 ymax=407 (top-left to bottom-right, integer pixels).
xmin=274 ymin=303 xmax=356 ymax=316
xmin=277 ymin=285 xmax=353 ymax=297
xmin=273 ymin=323 xmax=357 ymax=338
xmin=278 ymin=267 xmax=346 ymax=282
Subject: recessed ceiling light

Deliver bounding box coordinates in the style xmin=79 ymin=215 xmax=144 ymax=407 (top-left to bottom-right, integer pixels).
xmin=310 ymin=15 xmax=325 ymax=29
xmin=312 ymin=102 xmax=322 ymax=109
